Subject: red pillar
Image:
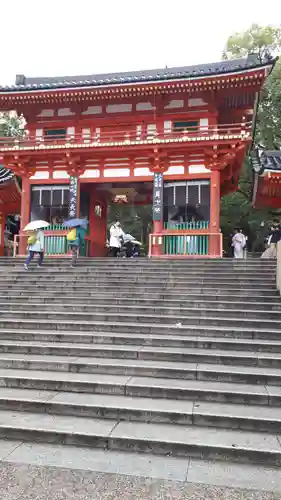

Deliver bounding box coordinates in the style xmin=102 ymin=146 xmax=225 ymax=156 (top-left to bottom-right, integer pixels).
xmin=209 ymin=169 xmax=221 ymax=257
xmin=19 ymin=176 xmax=30 ymax=256
xmin=89 ymin=188 xmax=107 ymax=257
xmin=151 ymin=220 xmax=163 ymax=257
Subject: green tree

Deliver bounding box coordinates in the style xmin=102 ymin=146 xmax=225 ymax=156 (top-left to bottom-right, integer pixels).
xmin=221 ymin=24 xmax=281 ymax=252
xmin=223 ymin=24 xmax=281 ymax=61
xmin=0 ymin=112 xmax=27 ymax=138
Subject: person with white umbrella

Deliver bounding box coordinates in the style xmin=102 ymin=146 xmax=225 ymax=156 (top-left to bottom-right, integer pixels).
xmin=23 ymin=220 xmax=49 ymax=270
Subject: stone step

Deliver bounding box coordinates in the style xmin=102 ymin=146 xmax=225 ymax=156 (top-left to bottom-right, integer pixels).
xmin=0 ymin=257 xmax=275 ymax=265
xmin=0 ymin=388 xmax=281 ymax=434
xmin=0 ymin=269 xmax=276 ymax=278
xmin=0 ymin=367 xmax=278 ymax=405
xmin=0 ymin=408 xmax=280 ymax=464
xmin=0 ymin=301 xmax=280 ymax=318
xmin=0 ymin=256 xmax=279 ymax=467
xmin=0 ymin=292 xmax=281 ymax=311
xmin=0 ymin=274 xmax=276 ymax=285
xmin=0 ymin=291 xmax=278 ymax=301
xmin=0 ymin=319 xmax=280 ymax=340
xmin=1 ymin=266 xmax=276 ymax=274
xmin=0 ymin=350 xmax=281 ymax=383
xmin=0 ymin=309 xmax=279 ymax=329
xmin=1 ymin=331 xmax=281 ymax=352
xmin=0 ymin=285 xmax=277 ymax=297
xmin=1 ymin=339 xmax=281 ymax=366
xmin=0 ymin=260 xmax=276 ymax=275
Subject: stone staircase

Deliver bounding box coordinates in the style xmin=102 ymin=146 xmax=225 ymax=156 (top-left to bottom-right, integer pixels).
xmin=0 ymin=257 xmax=280 ymax=467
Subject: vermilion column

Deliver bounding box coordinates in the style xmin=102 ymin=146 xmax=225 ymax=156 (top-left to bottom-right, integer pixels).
xmin=209 ymin=169 xmax=221 ymax=257
xmin=19 ymin=176 xmax=31 ymax=256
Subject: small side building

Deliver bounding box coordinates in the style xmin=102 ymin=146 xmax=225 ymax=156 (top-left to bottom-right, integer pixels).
xmin=251 ymin=148 xmax=281 ymax=209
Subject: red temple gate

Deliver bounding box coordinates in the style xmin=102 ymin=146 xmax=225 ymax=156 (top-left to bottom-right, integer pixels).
xmin=0 ymin=54 xmax=276 ymax=257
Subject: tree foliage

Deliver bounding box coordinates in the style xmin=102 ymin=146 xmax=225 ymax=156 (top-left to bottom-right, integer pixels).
xmin=221 ymin=24 xmax=281 ymax=251
xmin=0 ymin=112 xmax=27 ymax=138
xmin=223 ymin=24 xmax=281 ymax=61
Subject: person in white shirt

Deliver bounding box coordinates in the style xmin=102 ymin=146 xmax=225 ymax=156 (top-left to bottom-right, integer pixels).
xmin=232 ymin=228 xmax=246 ymax=259
xmin=109 ymin=221 xmax=124 ymax=257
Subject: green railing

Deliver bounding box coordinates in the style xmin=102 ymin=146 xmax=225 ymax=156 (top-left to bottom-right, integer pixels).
xmin=44 ymin=224 xmax=68 ymax=256
xmin=43 ymin=224 xmax=88 ymax=256
xmin=164 ymin=221 xmax=209 ymax=256
xmin=164 ymin=221 xmax=209 ymax=230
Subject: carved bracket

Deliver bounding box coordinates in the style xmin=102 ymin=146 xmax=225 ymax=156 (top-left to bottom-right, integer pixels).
xmin=148 ymin=147 xmax=169 ymax=174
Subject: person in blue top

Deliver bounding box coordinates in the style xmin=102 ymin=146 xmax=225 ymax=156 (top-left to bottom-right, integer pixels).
xmin=24 ymin=230 xmax=44 ymax=270
xmin=67 ymin=226 xmax=85 ymax=267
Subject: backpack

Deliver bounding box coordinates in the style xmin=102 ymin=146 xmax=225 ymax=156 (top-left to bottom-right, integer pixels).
xmin=67 ymin=228 xmax=76 ymax=242
xmin=27 ymin=234 xmax=37 ymax=245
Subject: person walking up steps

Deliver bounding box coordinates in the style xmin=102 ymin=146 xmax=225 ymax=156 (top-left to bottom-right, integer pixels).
xmin=24 ymin=229 xmax=45 ymax=270
xmin=261 ymin=223 xmax=281 ymax=259
xmin=67 ymin=225 xmax=85 ymax=267
xmin=64 ymin=218 xmax=88 ymax=268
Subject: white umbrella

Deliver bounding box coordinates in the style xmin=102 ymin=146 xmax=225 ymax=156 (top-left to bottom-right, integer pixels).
xmin=23 ymin=220 xmax=50 ymax=231
xmin=123 ymin=233 xmax=134 ymax=243
xmin=123 ymin=234 xmax=142 ymax=246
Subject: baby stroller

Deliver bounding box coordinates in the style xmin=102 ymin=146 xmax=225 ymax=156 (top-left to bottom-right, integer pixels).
xmin=122 ymin=234 xmax=141 ymax=258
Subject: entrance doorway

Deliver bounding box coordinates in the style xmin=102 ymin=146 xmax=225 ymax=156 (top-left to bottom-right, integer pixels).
xmin=82 ymin=178 xmax=210 ymax=257
xmin=82 ymin=181 xmax=153 ymax=257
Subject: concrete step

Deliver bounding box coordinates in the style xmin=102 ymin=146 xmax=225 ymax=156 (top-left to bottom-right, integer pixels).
xmin=0 ymin=367 xmax=278 ymax=405
xmin=0 ymin=301 xmax=280 ymax=318
xmin=0 ymin=309 xmax=280 ymax=329
xmin=1 ymin=331 xmax=281 ymax=352
xmin=0 ymin=319 xmax=280 ymax=340
xmin=0 ymin=269 xmax=276 ymax=278
xmin=0 ymin=387 xmax=281 ymax=434
xmin=0 ymin=285 xmax=277 ymax=297
xmin=0 ymin=408 xmax=280 ymax=464
xmin=1 ymin=266 xmax=276 ymax=274
xmin=0 ymin=274 xmax=276 ymax=285
xmin=0 ymin=297 xmax=280 ymax=310
xmin=0 ymin=256 xmax=279 ymax=467
xmin=0 ymin=257 xmax=276 ymax=265
xmin=0 ymin=341 xmax=280 ymax=368
xmin=0 ymin=291 xmax=279 ymax=302
xmin=0 ymin=353 xmax=280 ymax=385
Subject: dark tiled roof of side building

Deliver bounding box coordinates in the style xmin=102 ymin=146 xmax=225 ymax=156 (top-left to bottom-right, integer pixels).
xmin=0 ymin=54 xmax=276 ymax=92
xmin=261 ymin=151 xmax=281 ymax=171
xmin=0 ymin=167 xmax=14 ymax=184
xmin=250 ymin=149 xmax=281 ymax=174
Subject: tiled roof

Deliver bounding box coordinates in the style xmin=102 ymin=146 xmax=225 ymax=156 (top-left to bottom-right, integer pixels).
xmin=250 ymin=149 xmax=281 ymax=174
xmin=0 ymin=54 xmax=275 ymax=92
xmin=0 ymin=167 xmax=14 ymax=184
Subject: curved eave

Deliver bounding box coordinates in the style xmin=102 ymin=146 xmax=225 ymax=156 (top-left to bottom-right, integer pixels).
xmin=0 ymin=66 xmax=272 ymax=106
xmin=0 ymin=176 xmax=21 ymax=210
xmin=0 ymin=166 xmax=14 ymax=184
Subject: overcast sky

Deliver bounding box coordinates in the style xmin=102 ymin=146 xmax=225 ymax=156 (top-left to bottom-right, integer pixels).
xmin=1 ymin=0 xmax=280 ymax=85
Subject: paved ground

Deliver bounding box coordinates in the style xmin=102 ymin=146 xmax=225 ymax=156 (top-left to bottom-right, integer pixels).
xmin=0 ymin=440 xmax=280 ymax=498
xmin=0 ymin=462 xmax=279 ymax=500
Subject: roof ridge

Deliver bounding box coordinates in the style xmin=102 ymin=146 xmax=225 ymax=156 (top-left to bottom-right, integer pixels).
xmin=0 ymin=55 xmax=275 ymax=93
